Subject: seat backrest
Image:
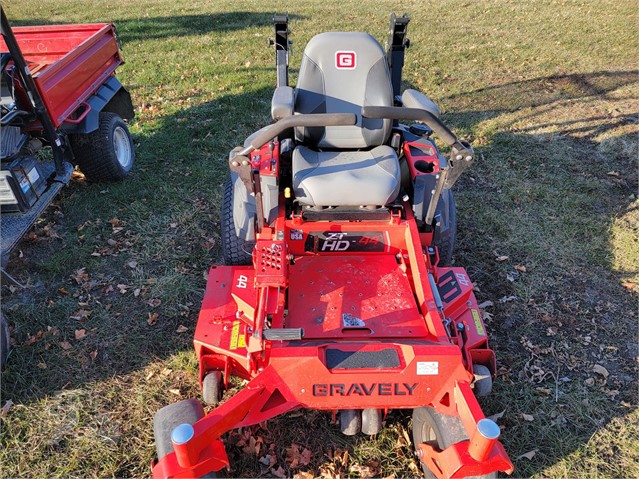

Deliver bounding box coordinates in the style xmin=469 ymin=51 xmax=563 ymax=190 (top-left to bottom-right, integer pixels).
xmin=294 ymin=32 xmax=393 ymax=149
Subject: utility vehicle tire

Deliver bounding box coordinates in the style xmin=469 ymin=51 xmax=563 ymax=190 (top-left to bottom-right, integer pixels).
xmin=361 ymin=408 xmax=383 ymax=435
xmin=433 ymin=189 xmax=457 ymax=267
xmin=412 ymin=407 xmax=496 ymax=479
xmin=0 ymin=312 xmax=9 ymax=370
xmin=70 ymin=112 xmax=135 ymax=182
xmin=202 ymin=370 xmax=223 ymax=406
xmin=472 ymin=364 xmax=493 ymax=397
xmin=339 ymin=409 xmax=361 ymax=436
xmin=221 ymin=175 xmax=254 ymax=266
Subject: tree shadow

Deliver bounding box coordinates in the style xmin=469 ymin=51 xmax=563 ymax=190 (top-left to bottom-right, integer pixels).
xmin=432 ymin=70 xmax=637 ymax=477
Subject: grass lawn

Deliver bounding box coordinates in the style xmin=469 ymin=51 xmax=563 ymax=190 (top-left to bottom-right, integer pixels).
xmin=1 ymin=0 xmax=637 ymax=477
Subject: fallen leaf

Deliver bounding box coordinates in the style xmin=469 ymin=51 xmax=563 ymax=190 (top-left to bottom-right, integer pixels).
xmin=515 ymin=264 xmax=527 ymax=272
xmin=487 ymin=410 xmax=505 ymax=421
xmin=58 ymin=287 xmax=69 ymax=295
xmin=606 ymin=171 xmax=620 ymax=177
xmin=170 ymin=222 xmax=178 ymax=228
xmin=522 ymin=413 xmax=534 ymax=421
xmin=300 ymin=448 xmax=312 ymax=466
xmin=271 ymin=466 xmax=286 ymax=478
xmin=294 ymin=472 xmax=315 ymax=479
xmin=60 ymin=341 xmax=72 ymax=350
xmin=478 ymin=300 xmax=494 ymax=309
xmin=621 ymin=281 xmax=636 ymax=291
xmin=482 ymin=311 xmax=494 ymax=321
xmin=145 ymin=371 xmax=155 ymax=381
xmin=161 ymin=368 xmax=172 ymax=376
xmin=585 ymin=377 xmax=595 ymax=386
xmin=147 ymin=312 xmax=159 ymax=326
xmin=24 ymin=330 xmax=44 ymax=346
xmin=107 ymin=238 xmax=118 ymax=246
xmin=0 ymin=399 xmax=13 ymax=418
xmin=127 ymin=260 xmax=138 ymax=269
xmin=593 ymin=364 xmax=609 ymax=378
xmin=89 ymin=350 xmax=98 ymax=360
xmin=74 ymin=268 xmax=89 ymax=284
xmin=517 ymin=449 xmax=537 ymax=460
xmin=176 ymin=325 xmax=188 ymax=333
xmin=168 ymin=388 xmax=181 ymax=396
xmin=496 ymin=255 xmax=509 ymax=262
xmin=147 ymin=298 xmax=162 ymax=308
xmin=75 ymin=329 xmax=87 ymax=340
xmin=499 ymin=295 xmax=517 ymax=303
xmin=134 ymin=288 xmax=141 ymax=297
xmin=37 ymin=362 xmax=47 ymax=369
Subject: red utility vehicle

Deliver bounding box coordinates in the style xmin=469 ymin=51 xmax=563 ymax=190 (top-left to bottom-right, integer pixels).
xmin=0 ymin=7 xmax=135 ymax=367
xmin=152 ymin=14 xmax=513 ymax=479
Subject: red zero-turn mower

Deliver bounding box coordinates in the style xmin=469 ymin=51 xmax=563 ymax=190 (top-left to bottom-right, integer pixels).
xmin=152 ymin=14 xmax=514 ymax=479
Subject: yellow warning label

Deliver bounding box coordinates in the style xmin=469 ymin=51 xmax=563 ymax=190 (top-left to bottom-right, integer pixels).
xmin=230 ymin=321 xmax=245 ymax=350
xmin=471 ymin=309 xmax=485 ymax=336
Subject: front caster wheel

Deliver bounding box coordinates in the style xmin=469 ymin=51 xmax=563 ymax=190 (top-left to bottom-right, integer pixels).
xmin=472 ymin=364 xmax=493 ymax=397
xmin=202 ymin=370 xmax=223 ymax=406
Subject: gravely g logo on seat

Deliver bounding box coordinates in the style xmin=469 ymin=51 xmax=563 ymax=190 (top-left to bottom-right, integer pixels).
xmin=313 ymin=382 xmax=417 ymax=396
xmin=335 ymin=51 xmax=356 ymax=69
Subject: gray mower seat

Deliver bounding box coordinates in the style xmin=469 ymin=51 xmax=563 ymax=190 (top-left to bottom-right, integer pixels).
xmin=293 ymin=145 xmax=400 ymax=206
xmin=291 ymin=32 xmax=400 ymax=207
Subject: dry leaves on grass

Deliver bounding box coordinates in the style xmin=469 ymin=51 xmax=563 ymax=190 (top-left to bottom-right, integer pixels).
xmin=0 ymin=399 xmax=13 ymax=418
xmin=147 ymin=312 xmax=159 ymax=326
xmin=285 ymin=444 xmax=313 ymax=469
xmin=517 ymin=449 xmax=537 ymax=460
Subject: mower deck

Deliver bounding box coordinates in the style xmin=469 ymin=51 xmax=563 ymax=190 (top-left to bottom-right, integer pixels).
xmin=288 ymin=255 xmax=428 ymax=339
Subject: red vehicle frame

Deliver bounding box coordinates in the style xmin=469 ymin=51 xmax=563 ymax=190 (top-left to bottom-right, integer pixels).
xmin=152 ymin=14 xmax=514 ymax=479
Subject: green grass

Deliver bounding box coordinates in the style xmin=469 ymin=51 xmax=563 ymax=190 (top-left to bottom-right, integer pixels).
xmin=1 ymin=0 xmax=638 ymax=477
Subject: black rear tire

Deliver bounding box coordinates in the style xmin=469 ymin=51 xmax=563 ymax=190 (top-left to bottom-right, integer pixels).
xmin=412 ymin=407 xmax=496 ymax=479
xmin=70 ymin=112 xmax=134 ymax=182
xmin=221 ymin=176 xmax=254 ymax=266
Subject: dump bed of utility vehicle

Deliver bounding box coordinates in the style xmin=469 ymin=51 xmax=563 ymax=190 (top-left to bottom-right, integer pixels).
xmin=0 ymin=23 xmax=122 ymax=128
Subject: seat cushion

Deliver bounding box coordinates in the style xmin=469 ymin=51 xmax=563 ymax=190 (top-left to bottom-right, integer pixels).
xmin=292 ymin=145 xmax=400 ymax=206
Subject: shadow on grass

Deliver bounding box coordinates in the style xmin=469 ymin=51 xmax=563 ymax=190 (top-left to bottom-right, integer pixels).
xmin=0 ymin=66 xmax=636 ymax=477
xmin=438 ymin=70 xmax=638 ymax=477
